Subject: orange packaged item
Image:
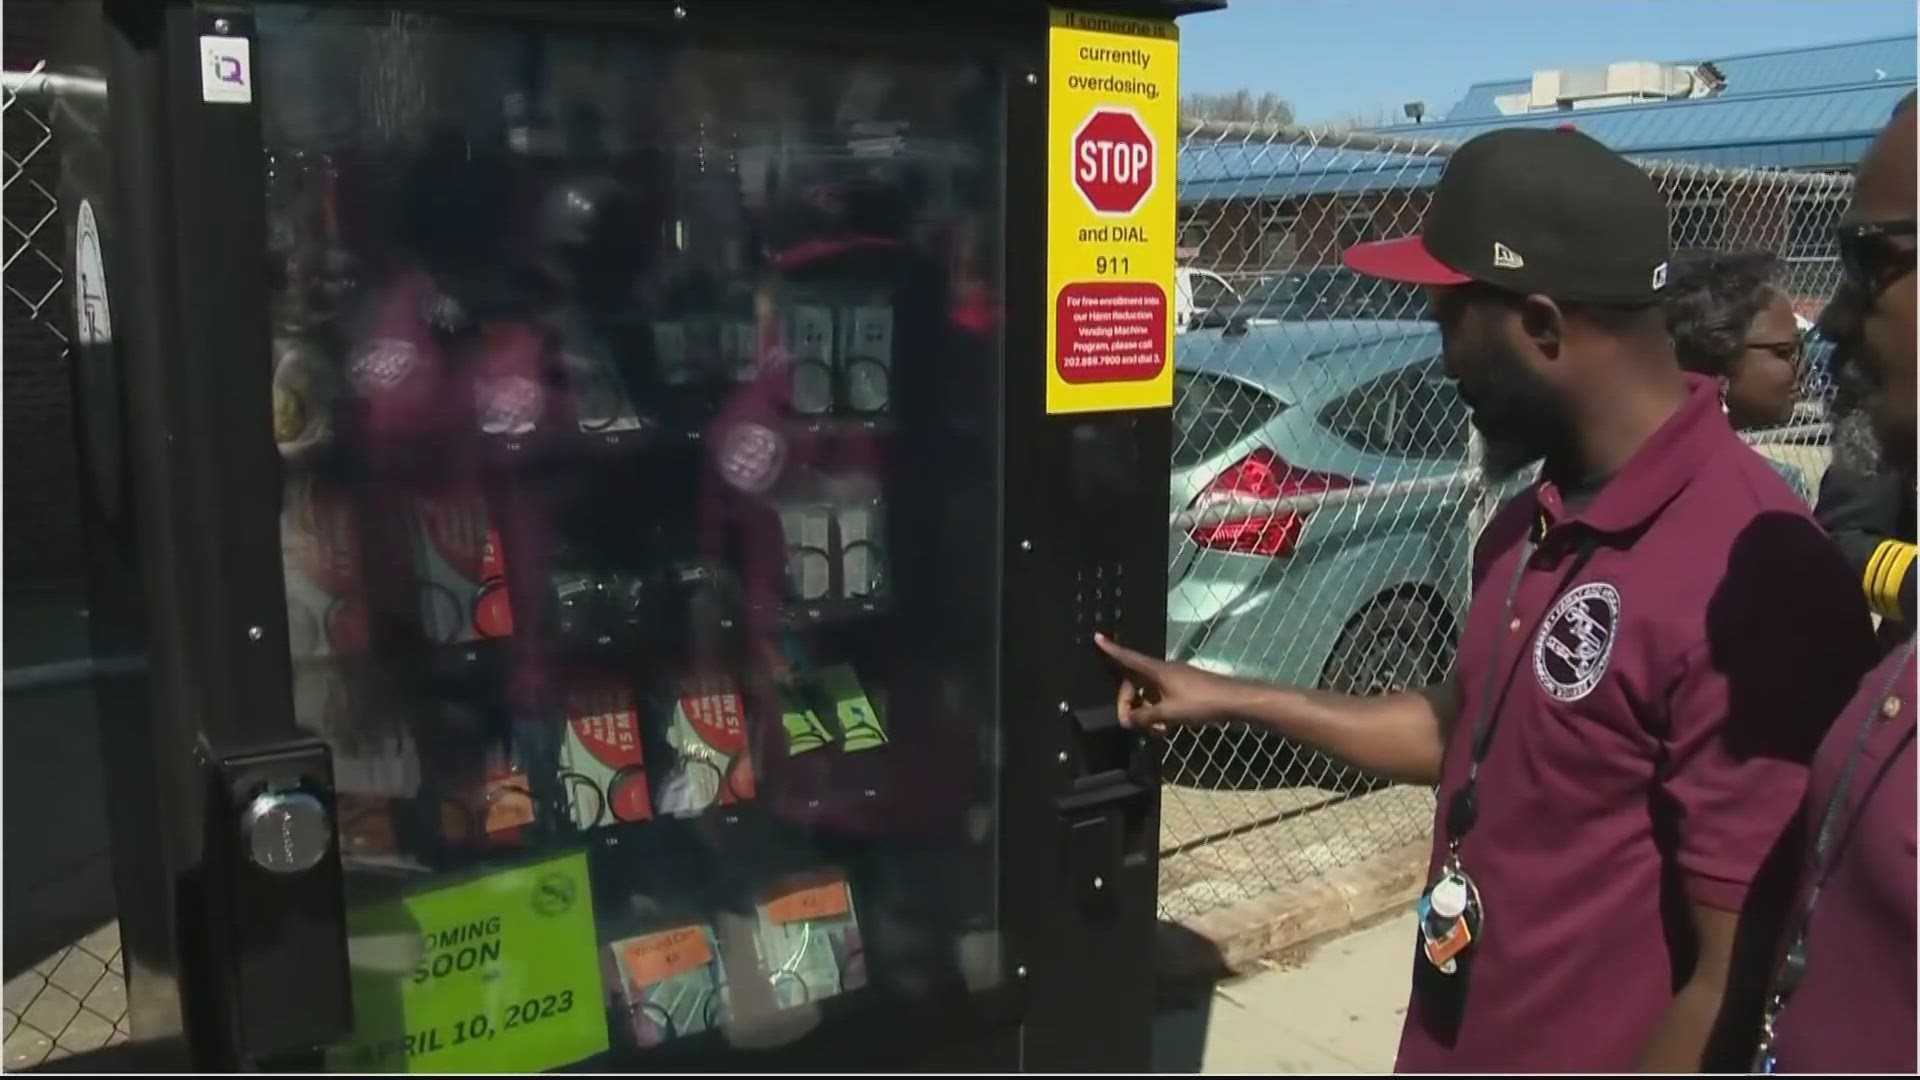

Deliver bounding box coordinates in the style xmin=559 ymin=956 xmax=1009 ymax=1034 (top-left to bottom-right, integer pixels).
xmin=337 ymin=795 xmax=399 ymax=861
xmin=441 ymin=754 xmax=535 ymax=846
xmin=610 ymin=924 xmax=730 ymax=1048
xmin=281 ymin=480 xmax=369 ymax=658
xmin=559 ymin=684 xmax=653 ymax=830
xmin=410 ymin=494 xmax=515 ymax=644
xmin=755 ymin=872 xmax=865 ymax=1009
xmin=656 ymin=673 xmax=757 ymax=818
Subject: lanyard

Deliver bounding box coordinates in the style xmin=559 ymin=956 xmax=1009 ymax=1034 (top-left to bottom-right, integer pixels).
xmin=1443 ymin=527 xmax=1602 ymax=855
xmin=1754 ymin=639 xmax=1917 ymax=1070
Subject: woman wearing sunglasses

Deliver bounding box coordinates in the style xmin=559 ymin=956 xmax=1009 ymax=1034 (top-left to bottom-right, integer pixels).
xmin=1662 ymin=249 xmax=1807 ymax=432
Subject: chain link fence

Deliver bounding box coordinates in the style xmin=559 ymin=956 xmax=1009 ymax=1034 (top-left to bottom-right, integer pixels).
xmin=5 ymin=55 xmax=90 ymax=597
xmin=1156 ymin=114 xmax=1851 ymax=923
xmin=0 ymin=59 xmax=1868 ymax=1031
xmin=3 ymin=63 xmax=134 ymax=1069
xmin=4 ymin=65 xmax=66 ymax=356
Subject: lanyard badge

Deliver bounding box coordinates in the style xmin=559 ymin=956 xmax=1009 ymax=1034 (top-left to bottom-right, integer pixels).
xmin=1419 ymin=853 xmax=1484 ymax=974
xmin=1417 ymin=529 xmax=1587 ymax=977
xmin=1749 ymin=640 xmax=1916 ymax=1072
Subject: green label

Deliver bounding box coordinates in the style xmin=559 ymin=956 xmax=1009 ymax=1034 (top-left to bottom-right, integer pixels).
xmin=820 ymin=664 xmax=888 ymax=752
xmin=779 ymin=684 xmax=834 ymax=757
xmin=329 ymin=852 xmax=609 ymax=1074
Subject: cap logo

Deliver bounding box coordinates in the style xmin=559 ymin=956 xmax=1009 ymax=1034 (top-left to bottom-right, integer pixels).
xmin=1492 ymin=242 xmax=1525 ymax=271
xmin=1651 ymin=262 xmax=1669 ymax=291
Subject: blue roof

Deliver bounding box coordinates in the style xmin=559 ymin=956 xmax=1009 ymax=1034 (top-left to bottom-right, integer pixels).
xmin=1445 ymin=35 xmax=1917 ymax=120
xmin=1367 ymin=81 xmax=1913 ymax=162
xmin=1179 ymin=34 xmax=1914 ymax=204
xmin=1180 ymin=139 xmax=1445 ymax=203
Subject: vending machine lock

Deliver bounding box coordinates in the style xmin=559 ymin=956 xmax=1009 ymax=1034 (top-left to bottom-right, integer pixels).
xmin=207 ymin=739 xmax=353 ymax=1055
xmin=240 ymin=789 xmax=331 ymax=874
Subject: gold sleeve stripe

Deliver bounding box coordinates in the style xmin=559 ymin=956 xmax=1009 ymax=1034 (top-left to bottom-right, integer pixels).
xmin=1864 ymin=540 xmax=1916 ymax=620
xmin=1864 ymin=542 xmax=1893 ymax=616
xmin=1886 ymin=544 xmax=1917 ymax=619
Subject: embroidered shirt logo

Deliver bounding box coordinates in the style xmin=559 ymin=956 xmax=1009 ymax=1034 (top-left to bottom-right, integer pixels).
xmin=477 ymin=375 xmax=542 ymax=436
xmin=350 ymin=338 xmax=417 ymax=390
xmin=1534 ymin=581 xmax=1620 ymax=702
xmin=717 ymin=421 xmax=785 ymax=494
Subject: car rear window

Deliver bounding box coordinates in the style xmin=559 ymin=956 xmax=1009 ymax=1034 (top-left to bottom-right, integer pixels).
xmin=1173 ymin=372 xmax=1284 ymax=469
xmin=1318 ymin=354 xmax=1467 ymax=461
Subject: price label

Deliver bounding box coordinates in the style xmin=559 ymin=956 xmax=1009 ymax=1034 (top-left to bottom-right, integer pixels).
xmin=764 ymin=875 xmax=854 ymax=926
xmin=620 ymin=925 xmax=715 ymax=987
xmin=328 ymin=852 xmax=608 ymax=1074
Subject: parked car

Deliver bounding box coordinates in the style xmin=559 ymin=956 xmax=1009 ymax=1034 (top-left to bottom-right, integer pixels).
xmin=1174 ymin=266 xmax=1241 ymax=334
xmin=1166 ymin=320 xmax=1472 ymax=788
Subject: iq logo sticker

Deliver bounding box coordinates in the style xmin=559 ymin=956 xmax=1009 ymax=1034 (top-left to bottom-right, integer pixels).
xmin=200 ymin=36 xmax=253 ymax=105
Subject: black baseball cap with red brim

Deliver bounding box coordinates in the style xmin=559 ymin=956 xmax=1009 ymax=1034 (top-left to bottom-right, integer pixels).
xmin=1343 ymin=126 xmax=1672 ymax=308
xmin=1344 ymin=236 xmax=1472 ymax=288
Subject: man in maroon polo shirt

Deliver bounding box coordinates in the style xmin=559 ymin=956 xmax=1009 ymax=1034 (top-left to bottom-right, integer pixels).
xmin=1097 ymin=128 xmax=1876 ymax=1072
xmin=1757 ymin=92 xmax=1918 ymax=1075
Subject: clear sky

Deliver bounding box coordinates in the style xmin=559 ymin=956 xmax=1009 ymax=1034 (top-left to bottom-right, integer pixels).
xmin=1182 ymin=0 xmax=1919 ymax=125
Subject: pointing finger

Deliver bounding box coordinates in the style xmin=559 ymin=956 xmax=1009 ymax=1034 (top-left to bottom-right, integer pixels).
xmin=1094 ymin=632 xmax=1156 ymax=676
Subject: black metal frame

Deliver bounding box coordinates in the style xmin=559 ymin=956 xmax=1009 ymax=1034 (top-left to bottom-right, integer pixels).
xmin=64 ymin=0 xmax=1185 ymax=1071
xmin=998 ymin=12 xmax=1173 ymax=1062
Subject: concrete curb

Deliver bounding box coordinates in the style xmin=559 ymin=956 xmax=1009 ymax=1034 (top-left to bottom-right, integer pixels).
xmin=1158 ymin=838 xmax=1429 ymax=980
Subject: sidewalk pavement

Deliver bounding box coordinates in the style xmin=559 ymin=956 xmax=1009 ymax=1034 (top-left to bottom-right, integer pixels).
xmin=1154 ymin=909 xmax=1414 ymax=1073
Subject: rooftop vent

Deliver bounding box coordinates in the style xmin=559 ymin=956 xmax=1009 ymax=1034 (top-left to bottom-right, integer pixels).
xmin=1495 ymin=61 xmax=1727 ymax=115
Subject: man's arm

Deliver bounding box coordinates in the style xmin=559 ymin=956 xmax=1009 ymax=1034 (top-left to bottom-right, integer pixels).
xmin=1639 ymin=904 xmax=1741 ymax=1072
xmin=1644 ymin=511 xmax=1878 ymax=1071
xmin=1094 ymin=635 xmax=1461 ymax=786
xmin=1220 ymin=676 xmax=1460 ymax=786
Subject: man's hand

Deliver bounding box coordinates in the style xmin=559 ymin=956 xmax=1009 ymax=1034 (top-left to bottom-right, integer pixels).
xmin=1094 ymin=633 xmax=1247 ymax=734
xmin=1096 ymin=633 xmax=1458 ymax=784
xmin=1638 ymin=903 xmax=1741 ymax=1072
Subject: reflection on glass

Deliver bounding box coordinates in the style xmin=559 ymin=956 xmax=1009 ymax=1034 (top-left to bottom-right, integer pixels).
xmin=258 ymin=5 xmax=1003 ymax=1070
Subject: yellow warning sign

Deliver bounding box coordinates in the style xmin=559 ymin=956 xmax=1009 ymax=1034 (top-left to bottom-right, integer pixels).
xmin=1046 ymin=9 xmax=1179 ymax=415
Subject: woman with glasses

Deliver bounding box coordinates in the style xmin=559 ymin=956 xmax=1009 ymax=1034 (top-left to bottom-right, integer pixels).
xmin=1662 ymin=249 xmax=1807 ymax=432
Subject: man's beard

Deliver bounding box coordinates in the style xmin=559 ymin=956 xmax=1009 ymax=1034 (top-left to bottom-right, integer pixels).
xmin=1830 ymin=404 xmax=1885 ymax=479
xmin=1478 ymin=435 xmax=1546 ymax=484
xmin=1463 ymin=336 xmax=1575 ymax=484
xmin=1827 ymin=337 xmax=1894 ymax=480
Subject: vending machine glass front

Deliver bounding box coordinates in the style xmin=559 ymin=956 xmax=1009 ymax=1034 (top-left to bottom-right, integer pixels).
xmin=254 ymin=5 xmax=1006 ymax=1069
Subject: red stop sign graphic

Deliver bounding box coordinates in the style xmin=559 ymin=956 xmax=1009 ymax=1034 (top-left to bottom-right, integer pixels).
xmin=1072 ymin=107 xmax=1157 ymax=216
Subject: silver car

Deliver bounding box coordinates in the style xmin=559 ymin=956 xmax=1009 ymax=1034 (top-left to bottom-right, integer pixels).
xmin=1166 ymin=320 xmax=1474 ymax=787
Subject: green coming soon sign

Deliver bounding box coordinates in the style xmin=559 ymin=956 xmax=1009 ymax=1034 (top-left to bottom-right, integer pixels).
xmin=329 ymin=852 xmax=609 ymax=1073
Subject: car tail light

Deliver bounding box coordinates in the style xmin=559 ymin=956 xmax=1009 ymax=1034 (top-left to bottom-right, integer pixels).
xmin=1188 ymin=448 xmax=1361 ymax=558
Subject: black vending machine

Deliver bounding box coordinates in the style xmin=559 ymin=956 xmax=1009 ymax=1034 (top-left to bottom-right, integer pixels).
xmin=42 ymin=0 xmax=1219 ymax=1071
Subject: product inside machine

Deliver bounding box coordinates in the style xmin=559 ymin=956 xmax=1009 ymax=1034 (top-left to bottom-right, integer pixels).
xmin=258 ymin=8 xmax=1005 ymax=1069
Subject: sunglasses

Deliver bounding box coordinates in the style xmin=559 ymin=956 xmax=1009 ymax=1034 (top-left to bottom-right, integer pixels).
xmin=1836 ymin=219 xmax=1916 ymax=298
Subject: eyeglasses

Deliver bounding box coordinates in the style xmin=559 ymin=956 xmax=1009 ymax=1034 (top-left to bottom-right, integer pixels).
xmin=1836 ymin=219 xmax=1916 ymax=298
xmin=1745 ymin=338 xmax=1805 ymax=369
